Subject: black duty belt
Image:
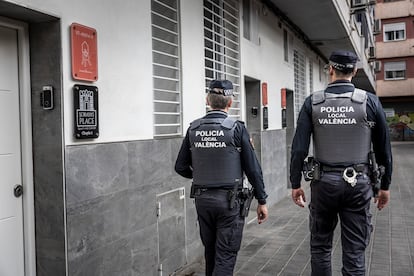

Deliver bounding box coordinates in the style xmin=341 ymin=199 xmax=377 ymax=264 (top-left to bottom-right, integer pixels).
xmin=321 ymin=163 xmax=368 ymax=173
xmin=191 ymin=187 xmax=242 ymax=197
xmin=193 ymin=187 xmax=240 ymax=193
xmin=320 ymin=164 xmax=370 ymax=187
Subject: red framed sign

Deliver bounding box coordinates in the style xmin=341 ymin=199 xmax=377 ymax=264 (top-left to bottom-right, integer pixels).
xmin=262 ymin=82 xmax=268 ymax=106
xmin=71 ymin=23 xmax=98 ymax=82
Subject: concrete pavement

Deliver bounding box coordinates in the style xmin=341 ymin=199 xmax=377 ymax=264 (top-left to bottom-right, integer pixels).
xmin=176 ymin=141 xmax=414 ymax=276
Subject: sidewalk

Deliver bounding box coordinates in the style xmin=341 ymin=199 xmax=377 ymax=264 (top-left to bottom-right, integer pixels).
xmin=177 ymin=142 xmax=414 ymax=276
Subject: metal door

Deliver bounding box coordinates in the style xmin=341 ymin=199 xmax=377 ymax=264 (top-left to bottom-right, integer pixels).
xmin=156 ymin=187 xmax=186 ymax=275
xmin=0 ymin=25 xmax=25 ymax=276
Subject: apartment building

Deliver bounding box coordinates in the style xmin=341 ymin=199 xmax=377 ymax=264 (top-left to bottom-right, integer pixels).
xmin=375 ymin=0 xmax=414 ymax=140
xmin=0 ymin=0 xmax=376 ymax=275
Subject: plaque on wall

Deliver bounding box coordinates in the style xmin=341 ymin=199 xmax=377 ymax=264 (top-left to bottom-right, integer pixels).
xmin=71 ymin=23 xmax=98 ymax=82
xmin=73 ymin=84 xmax=99 ymax=139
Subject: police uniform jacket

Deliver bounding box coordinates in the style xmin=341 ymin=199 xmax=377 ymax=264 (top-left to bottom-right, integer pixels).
xmin=175 ymin=110 xmax=268 ymax=205
xmin=290 ymin=80 xmax=392 ymax=190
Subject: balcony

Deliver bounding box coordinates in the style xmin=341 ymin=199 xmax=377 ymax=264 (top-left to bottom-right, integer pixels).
xmin=376 ymin=78 xmax=414 ymax=97
xmin=375 ymin=0 xmax=414 ymax=19
xmin=376 ymin=39 xmax=414 ymax=59
xmin=265 ymin=0 xmax=376 ymax=91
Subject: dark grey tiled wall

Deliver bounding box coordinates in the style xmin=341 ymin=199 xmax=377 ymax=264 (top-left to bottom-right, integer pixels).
xmin=262 ymin=129 xmax=288 ymax=205
xmin=65 ymin=138 xmax=200 ymax=276
xmin=65 ymin=130 xmax=289 ymax=275
xmin=30 ymin=21 xmax=66 ymax=276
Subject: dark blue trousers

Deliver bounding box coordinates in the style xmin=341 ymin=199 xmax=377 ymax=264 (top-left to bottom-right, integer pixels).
xmin=195 ymin=189 xmax=245 ymax=276
xmin=309 ymin=171 xmax=373 ymax=276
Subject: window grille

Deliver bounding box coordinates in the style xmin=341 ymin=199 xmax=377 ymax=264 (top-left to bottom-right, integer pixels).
xmin=151 ymin=0 xmax=182 ymax=137
xmin=294 ymin=50 xmax=306 ymax=124
xmin=204 ymin=0 xmax=241 ymax=118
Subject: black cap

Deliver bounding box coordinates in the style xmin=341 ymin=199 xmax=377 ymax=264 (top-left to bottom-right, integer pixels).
xmin=329 ymin=50 xmax=358 ymax=72
xmin=208 ymin=79 xmax=234 ymax=96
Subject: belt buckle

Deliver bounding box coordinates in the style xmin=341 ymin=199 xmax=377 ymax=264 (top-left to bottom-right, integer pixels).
xmin=343 ymin=167 xmax=357 ymax=187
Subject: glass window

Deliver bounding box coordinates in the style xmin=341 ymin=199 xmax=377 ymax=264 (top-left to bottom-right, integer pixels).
xmin=384 ymin=61 xmax=406 ymax=80
xmin=383 ymin=22 xmax=406 ymax=42
xmin=283 ymin=29 xmax=288 ymax=62
xmin=242 ymin=0 xmax=250 ymax=40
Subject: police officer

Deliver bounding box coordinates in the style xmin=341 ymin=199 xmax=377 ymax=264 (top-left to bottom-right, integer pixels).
xmin=175 ymin=79 xmax=268 ymax=276
xmin=290 ymin=50 xmax=393 ymax=276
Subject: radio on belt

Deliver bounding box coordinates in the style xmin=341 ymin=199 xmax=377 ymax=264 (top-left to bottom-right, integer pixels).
xmin=40 ymin=85 xmax=54 ymax=110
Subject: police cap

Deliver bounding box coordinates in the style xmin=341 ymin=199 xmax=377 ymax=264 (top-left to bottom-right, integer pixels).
xmin=208 ymin=79 xmax=234 ymax=96
xmin=329 ymin=50 xmax=358 ymax=72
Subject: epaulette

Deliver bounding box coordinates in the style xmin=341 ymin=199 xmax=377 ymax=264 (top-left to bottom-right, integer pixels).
xmin=312 ymin=90 xmax=325 ymax=105
xmin=221 ymin=117 xmax=237 ymax=129
xmin=190 ymin=117 xmax=237 ymax=130
xmin=312 ymin=88 xmax=366 ymax=104
xmin=351 ymin=88 xmax=367 ymax=103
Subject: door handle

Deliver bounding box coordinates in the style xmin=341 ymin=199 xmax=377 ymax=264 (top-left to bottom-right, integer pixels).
xmin=14 ymin=185 xmax=23 ymax=197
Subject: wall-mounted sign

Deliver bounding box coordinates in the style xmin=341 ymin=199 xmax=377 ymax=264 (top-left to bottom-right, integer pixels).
xmin=281 ymin=88 xmax=287 ymax=109
xmin=263 ymin=106 xmax=269 ymax=129
xmin=73 ymin=84 xmax=99 ymax=139
xmin=71 ymin=23 xmax=98 ymax=82
xmin=262 ymin=82 xmax=268 ymax=106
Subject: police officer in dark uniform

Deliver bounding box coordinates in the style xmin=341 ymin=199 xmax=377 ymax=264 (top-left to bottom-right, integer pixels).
xmin=290 ymin=50 xmax=393 ymax=276
xmin=175 ymin=79 xmax=268 ymax=276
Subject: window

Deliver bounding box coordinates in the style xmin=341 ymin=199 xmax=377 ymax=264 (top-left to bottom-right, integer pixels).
xmin=283 ymin=29 xmax=288 ymax=62
xmin=318 ymin=59 xmax=322 ymax=82
xmin=242 ymin=0 xmax=259 ymax=44
xmin=242 ymin=0 xmax=250 ymax=40
xmin=384 ymin=61 xmax=406 ymax=80
xmin=309 ymin=60 xmax=313 ymax=93
xmin=204 ymin=0 xmax=241 ymax=118
xmin=294 ymin=50 xmax=306 ymax=123
xmin=383 ymin=23 xmax=405 ymax=42
xmin=151 ymin=0 xmax=182 ymax=138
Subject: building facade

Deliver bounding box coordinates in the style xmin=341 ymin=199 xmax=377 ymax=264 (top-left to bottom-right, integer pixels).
xmin=375 ymin=0 xmax=414 ymax=140
xmin=0 ymin=0 xmax=376 ymax=275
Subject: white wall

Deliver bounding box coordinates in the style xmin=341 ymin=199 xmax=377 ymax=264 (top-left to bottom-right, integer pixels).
xmin=240 ymin=2 xmax=327 ymax=130
xmin=61 ymin=0 xmax=154 ymax=144
xmin=11 ymin=0 xmax=329 ymax=144
xmin=241 ymin=6 xmax=291 ymax=130
xmin=180 ymin=0 xmax=206 ymax=131
xmin=12 ymin=0 xmax=154 ymax=145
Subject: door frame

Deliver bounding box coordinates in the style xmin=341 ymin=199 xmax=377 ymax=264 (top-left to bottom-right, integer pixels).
xmin=244 ymin=76 xmax=262 ymax=163
xmin=0 ymin=16 xmax=36 ymax=276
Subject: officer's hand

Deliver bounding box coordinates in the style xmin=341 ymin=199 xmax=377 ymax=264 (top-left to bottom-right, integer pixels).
xmin=257 ymin=204 xmax=268 ymax=224
xmin=374 ymin=189 xmax=390 ymax=210
xmin=292 ymin=188 xmax=306 ymax=208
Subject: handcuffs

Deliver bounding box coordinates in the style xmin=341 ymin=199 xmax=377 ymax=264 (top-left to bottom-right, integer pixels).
xmin=343 ymin=167 xmax=358 ymax=187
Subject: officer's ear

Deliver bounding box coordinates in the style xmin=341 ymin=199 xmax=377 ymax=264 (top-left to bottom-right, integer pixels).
xmin=351 ymin=68 xmax=357 ymax=77
xmin=328 ymin=65 xmax=334 ymax=76
xmin=227 ymin=97 xmax=233 ymax=108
